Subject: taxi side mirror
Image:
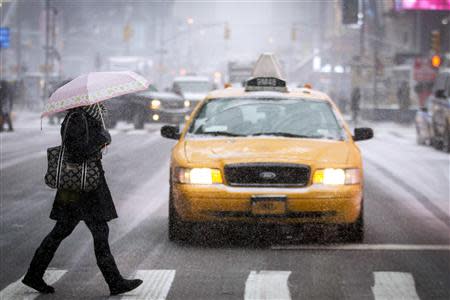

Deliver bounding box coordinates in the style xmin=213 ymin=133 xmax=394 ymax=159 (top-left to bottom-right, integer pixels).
xmin=161 ymin=125 xmax=181 ymax=140
xmin=353 ymin=128 xmax=373 ymax=141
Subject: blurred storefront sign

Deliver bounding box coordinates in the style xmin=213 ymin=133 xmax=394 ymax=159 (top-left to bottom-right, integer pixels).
xmin=0 ymin=27 xmax=10 ymax=48
xmin=414 ymin=57 xmax=437 ymax=82
xmin=395 ymin=0 xmax=450 ymax=11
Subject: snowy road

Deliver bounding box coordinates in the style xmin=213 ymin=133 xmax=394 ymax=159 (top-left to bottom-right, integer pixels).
xmin=1 ymin=115 xmax=449 ymax=299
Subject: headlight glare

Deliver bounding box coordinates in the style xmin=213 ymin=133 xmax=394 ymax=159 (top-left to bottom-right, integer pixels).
xmin=184 ymin=100 xmax=190 ymax=108
xmin=151 ymin=99 xmax=161 ymax=110
xmin=313 ymin=168 xmax=360 ymax=185
xmin=176 ymin=168 xmax=222 ymax=184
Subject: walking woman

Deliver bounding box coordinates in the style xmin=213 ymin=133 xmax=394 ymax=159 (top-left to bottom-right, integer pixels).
xmin=22 ymin=103 xmax=142 ymax=295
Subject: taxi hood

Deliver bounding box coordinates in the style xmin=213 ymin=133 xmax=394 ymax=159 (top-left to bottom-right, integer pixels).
xmin=184 ymin=137 xmax=351 ymax=165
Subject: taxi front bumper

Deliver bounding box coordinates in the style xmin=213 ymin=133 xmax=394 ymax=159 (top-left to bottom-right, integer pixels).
xmin=172 ymin=183 xmax=363 ymax=224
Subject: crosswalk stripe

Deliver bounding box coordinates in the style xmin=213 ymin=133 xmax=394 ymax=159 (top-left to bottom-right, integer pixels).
xmin=271 ymin=244 xmax=450 ymax=251
xmin=0 ymin=268 xmax=66 ymax=300
xmin=117 ymin=270 xmax=176 ymax=300
xmin=372 ymin=272 xmax=420 ymax=300
xmin=244 ymin=271 xmax=291 ymax=300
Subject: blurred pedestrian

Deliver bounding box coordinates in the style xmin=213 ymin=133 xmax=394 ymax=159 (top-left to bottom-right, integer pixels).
xmin=22 ymin=103 xmax=143 ymax=296
xmin=397 ymin=81 xmax=410 ymax=110
xmin=351 ymin=87 xmax=361 ymax=125
xmin=337 ymin=90 xmax=347 ymax=113
xmin=0 ymin=80 xmax=14 ymax=132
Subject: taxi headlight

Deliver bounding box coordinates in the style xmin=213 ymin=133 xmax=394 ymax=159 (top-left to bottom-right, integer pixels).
xmin=313 ymin=168 xmax=360 ymax=185
xmin=176 ymin=168 xmax=223 ymax=184
xmin=184 ymin=100 xmax=190 ymax=108
xmin=150 ymin=99 xmax=161 ymax=110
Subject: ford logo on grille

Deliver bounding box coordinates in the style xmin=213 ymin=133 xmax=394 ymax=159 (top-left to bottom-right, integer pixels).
xmin=259 ymin=171 xmax=277 ymax=179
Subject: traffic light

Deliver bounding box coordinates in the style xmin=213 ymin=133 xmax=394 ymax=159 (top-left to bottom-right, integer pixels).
xmin=123 ymin=23 xmax=133 ymax=42
xmin=431 ymin=55 xmax=441 ymax=68
xmin=431 ymin=30 xmax=440 ymax=54
xmin=291 ymin=27 xmax=297 ymax=41
xmin=224 ymin=23 xmax=230 ymax=40
xmin=342 ymin=0 xmax=359 ymax=25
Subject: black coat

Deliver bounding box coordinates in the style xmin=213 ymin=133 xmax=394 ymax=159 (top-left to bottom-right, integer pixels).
xmin=50 ymin=109 xmax=118 ymax=222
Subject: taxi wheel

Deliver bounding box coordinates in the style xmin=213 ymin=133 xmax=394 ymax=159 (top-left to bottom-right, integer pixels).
xmin=340 ymin=202 xmax=364 ymax=243
xmin=168 ymin=192 xmax=192 ymax=242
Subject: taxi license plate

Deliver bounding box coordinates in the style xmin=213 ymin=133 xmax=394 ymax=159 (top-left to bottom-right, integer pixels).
xmin=251 ymin=195 xmax=287 ymax=216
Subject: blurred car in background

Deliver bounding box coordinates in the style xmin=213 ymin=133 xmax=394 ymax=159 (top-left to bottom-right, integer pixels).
xmin=429 ymin=69 xmax=450 ymax=152
xmin=105 ymin=84 xmax=157 ymax=129
xmin=415 ymin=97 xmax=433 ymax=145
xmin=172 ymin=76 xmax=214 ymax=108
xmin=147 ymin=91 xmax=191 ymax=125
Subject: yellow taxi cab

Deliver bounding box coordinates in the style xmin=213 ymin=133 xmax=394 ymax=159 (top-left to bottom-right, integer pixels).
xmin=161 ymin=54 xmax=373 ymax=242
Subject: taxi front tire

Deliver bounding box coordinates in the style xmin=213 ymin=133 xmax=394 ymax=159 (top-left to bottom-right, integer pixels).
xmin=339 ymin=200 xmax=364 ymax=242
xmin=168 ymin=190 xmax=192 ymax=242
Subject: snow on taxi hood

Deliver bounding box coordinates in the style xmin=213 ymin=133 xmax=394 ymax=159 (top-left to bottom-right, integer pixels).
xmin=184 ymin=137 xmax=351 ymax=165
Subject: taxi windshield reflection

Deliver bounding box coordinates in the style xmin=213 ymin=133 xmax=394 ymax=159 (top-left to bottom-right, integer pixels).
xmin=188 ymin=98 xmax=346 ymax=140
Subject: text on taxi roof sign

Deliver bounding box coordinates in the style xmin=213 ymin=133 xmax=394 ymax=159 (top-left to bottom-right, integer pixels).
xmin=245 ymin=77 xmax=287 ymax=92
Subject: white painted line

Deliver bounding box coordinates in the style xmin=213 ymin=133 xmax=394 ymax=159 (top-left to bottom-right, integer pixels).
xmin=0 ymin=150 xmax=46 ymax=171
xmin=372 ymin=272 xmax=420 ymax=300
xmin=271 ymin=244 xmax=450 ymax=251
xmin=116 ymin=270 xmax=175 ymax=300
xmin=0 ymin=268 xmax=67 ymax=300
xmin=244 ymin=271 xmax=291 ymax=300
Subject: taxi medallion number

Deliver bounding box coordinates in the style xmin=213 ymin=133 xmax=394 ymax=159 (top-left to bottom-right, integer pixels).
xmin=251 ymin=195 xmax=287 ymax=215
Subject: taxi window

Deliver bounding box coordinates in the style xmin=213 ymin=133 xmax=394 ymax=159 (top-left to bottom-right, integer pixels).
xmin=188 ymin=98 xmax=346 ymax=140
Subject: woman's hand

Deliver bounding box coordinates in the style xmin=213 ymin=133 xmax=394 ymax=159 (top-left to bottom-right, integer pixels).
xmin=100 ymin=129 xmax=112 ymax=145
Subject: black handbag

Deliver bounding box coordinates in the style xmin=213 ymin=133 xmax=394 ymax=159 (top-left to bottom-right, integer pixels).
xmin=44 ymin=112 xmax=101 ymax=192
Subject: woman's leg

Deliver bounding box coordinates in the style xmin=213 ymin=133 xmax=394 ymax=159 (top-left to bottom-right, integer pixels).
xmin=26 ymin=219 xmax=79 ymax=278
xmin=84 ymin=220 xmax=122 ymax=287
xmin=23 ymin=219 xmax=79 ymax=292
xmin=84 ymin=220 xmax=142 ymax=295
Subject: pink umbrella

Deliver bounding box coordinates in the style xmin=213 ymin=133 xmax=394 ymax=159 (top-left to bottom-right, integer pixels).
xmin=42 ymin=71 xmax=149 ymax=118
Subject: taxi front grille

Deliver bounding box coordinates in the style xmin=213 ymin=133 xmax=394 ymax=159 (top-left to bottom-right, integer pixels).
xmin=224 ymin=163 xmax=310 ymax=187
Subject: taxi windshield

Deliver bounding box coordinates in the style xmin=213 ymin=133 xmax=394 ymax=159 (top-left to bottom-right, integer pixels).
xmin=188 ymin=98 xmax=346 ymax=140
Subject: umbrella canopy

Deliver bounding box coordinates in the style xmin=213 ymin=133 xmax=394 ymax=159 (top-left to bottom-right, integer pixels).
xmin=42 ymin=71 xmax=149 ymax=117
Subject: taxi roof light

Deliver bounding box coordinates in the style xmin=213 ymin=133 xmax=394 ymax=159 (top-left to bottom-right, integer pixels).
xmin=252 ymin=53 xmax=284 ymax=79
xmin=245 ymin=53 xmax=288 ymax=93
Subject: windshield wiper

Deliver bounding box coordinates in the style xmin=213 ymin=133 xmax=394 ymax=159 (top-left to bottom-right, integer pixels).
xmin=196 ymin=131 xmax=245 ymax=137
xmin=250 ymin=132 xmax=324 ymax=139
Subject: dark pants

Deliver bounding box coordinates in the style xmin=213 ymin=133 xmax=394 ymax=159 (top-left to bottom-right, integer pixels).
xmin=26 ymin=219 xmax=122 ymax=287
xmin=0 ymin=113 xmax=13 ymax=131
